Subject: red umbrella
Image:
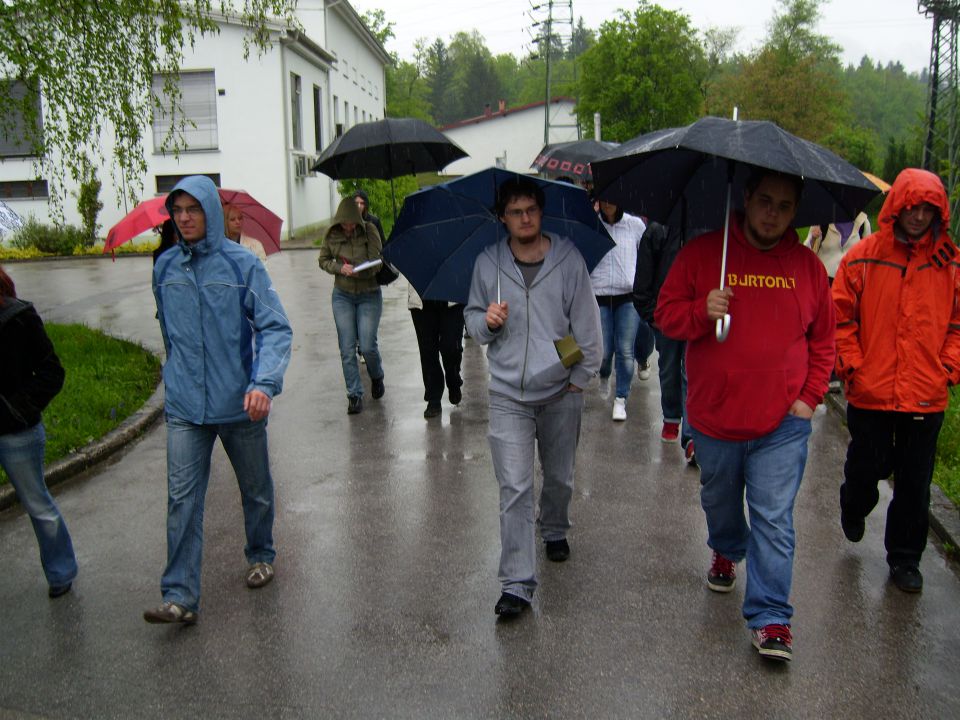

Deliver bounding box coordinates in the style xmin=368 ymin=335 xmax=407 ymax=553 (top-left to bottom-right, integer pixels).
xmin=103 ymin=188 xmax=283 ymax=255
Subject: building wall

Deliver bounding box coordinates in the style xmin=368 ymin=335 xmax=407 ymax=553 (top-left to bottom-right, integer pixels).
xmin=440 ymin=101 xmax=579 ymax=176
xmin=0 ymin=1 xmax=387 ymax=242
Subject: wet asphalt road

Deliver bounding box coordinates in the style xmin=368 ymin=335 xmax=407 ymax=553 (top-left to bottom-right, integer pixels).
xmin=1 ymin=253 xmax=959 ymax=719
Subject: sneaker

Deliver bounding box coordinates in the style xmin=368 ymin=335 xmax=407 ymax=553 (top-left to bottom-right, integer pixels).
xmin=143 ymin=601 xmax=197 ymax=625
xmin=545 ymin=538 xmax=570 ymax=562
xmin=424 ymin=402 xmax=442 ymax=419
xmin=357 ymin=345 xmax=365 ymax=364
xmin=828 ymin=379 xmax=842 ymax=393
xmin=890 ymin=565 xmax=923 ymax=593
xmin=372 ymin=376 xmax=385 ymax=399
xmin=48 ymin=582 xmax=72 ymax=599
xmin=707 ymin=550 xmax=736 ymax=592
xmin=638 ymin=362 xmax=651 ymax=381
xmin=448 ymin=384 xmax=462 ymax=405
xmin=598 ymin=375 xmax=611 ymax=399
xmin=246 ymin=561 xmax=275 ymax=589
xmin=839 ymin=486 xmax=864 ymax=542
xmin=494 ymin=592 xmax=530 ymax=617
xmin=751 ymin=624 xmax=793 ymax=662
xmin=612 ymin=397 xmax=627 ymax=421
xmin=661 ymin=421 xmax=680 ymax=443
xmin=347 ymin=395 xmax=363 ymax=414
xmin=685 ymin=440 xmax=697 ymax=467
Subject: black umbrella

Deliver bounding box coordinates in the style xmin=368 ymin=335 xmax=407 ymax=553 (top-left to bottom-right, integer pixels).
xmin=531 ymin=139 xmax=619 ymax=181
xmin=312 ymin=117 xmax=469 ymax=217
xmin=591 ymin=116 xmax=881 ymax=341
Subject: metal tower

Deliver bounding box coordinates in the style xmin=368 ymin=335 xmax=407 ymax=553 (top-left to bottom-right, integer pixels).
xmin=527 ymin=0 xmax=576 ymax=144
xmin=920 ymin=1 xmax=960 ymax=230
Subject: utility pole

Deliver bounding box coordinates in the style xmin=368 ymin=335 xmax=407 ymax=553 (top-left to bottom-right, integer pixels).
xmin=527 ymin=0 xmax=575 ymax=145
xmin=920 ymin=1 xmax=960 ymax=232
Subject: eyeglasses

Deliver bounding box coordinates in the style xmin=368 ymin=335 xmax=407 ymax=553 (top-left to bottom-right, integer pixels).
xmin=171 ymin=205 xmax=204 ymax=218
xmin=503 ymin=207 xmax=541 ymax=219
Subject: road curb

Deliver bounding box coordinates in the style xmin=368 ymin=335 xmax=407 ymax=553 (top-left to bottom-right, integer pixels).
xmin=825 ymin=390 xmax=960 ymax=553
xmin=0 ymin=383 xmax=164 ymax=513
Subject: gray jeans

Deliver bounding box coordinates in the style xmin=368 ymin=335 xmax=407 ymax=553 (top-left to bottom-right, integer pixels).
xmin=487 ymin=390 xmax=584 ymax=601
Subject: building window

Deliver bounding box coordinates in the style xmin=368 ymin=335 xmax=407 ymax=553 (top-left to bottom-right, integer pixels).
xmin=344 ymin=100 xmax=350 ymax=130
xmin=0 ymin=80 xmax=42 ymax=158
xmin=0 ymin=179 xmax=49 ymax=198
xmin=290 ymin=73 xmax=302 ymax=150
xmin=313 ymin=85 xmax=323 ymax=152
xmin=353 ymin=105 xmax=358 ymax=126
xmin=152 ymin=71 xmax=218 ymax=151
xmin=156 ymin=173 xmax=221 ymax=194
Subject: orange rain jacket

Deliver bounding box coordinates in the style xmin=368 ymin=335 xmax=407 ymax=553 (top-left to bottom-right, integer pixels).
xmin=833 ymin=168 xmax=960 ymax=413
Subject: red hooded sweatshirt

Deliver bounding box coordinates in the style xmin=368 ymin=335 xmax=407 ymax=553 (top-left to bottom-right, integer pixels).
xmin=655 ymin=215 xmax=835 ymax=441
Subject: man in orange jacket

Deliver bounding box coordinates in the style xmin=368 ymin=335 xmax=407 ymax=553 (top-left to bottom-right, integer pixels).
xmin=833 ymin=167 xmax=960 ymax=594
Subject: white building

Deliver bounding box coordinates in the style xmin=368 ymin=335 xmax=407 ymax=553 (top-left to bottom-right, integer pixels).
xmin=0 ymin=0 xmax=390 ymax=241
xmin=438 ymin=97 xmax=580 ymax=176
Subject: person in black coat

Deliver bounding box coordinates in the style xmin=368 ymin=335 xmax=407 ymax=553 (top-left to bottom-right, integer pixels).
xmin=0 ymin=264 xmax=76 ymax=597
xmin=633 ymin=220 xmax=694 ymax=460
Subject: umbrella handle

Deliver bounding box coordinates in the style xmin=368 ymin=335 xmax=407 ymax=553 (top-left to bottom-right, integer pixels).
xmin=715 ymin=314 xmax=731 ymax=342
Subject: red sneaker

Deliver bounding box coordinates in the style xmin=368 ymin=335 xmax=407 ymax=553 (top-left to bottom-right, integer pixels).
xmin=751 ymin=624 xmax=793 ymax=662
xmin=707 ymin=550 xmax=736 ymax=592
xmin=685 ymin=440 xmax=697 ymax=467
xmin=661 ymin=421 xmax=680 ymax=443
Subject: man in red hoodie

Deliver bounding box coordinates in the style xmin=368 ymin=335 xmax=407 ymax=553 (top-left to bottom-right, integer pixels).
xmin=656 ymin=168 xmax=835 ymax=663
xmin=833 ymin=168 xmax=960 ymax=594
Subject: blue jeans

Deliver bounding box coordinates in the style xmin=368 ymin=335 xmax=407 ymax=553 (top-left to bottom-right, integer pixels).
xmin=332 ymin=287 xmax=384 ymax=398
xmin=691 ymin=414 xmax=812 ymax=628
xmin=162 ymin=415 xmax=276 ymax=612
xmin=635 ymin=318 xmax=654 ymax=368
xmin=653 ymin=329 xmax=690 ymax=445
xmin=0 ymin=423 xmax=77 ymax=588
xmin=597 ymin=296 xmax=640 ymax=398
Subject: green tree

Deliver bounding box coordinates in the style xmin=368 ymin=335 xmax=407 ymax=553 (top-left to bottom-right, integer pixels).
xmin=447 ymin=31 xmax=503 ymax=121
xmin=576 ymin=2 xmax=707 ymax=141
xmin=706 ymin=0 xmax=844 ymax=143
xmin=568 ymin=17 xmax=595 ymax=59
xmin=425 ymin=39 xmax=454 ymax=124
xmin=0 ymin=0 xmax=296 ymax=217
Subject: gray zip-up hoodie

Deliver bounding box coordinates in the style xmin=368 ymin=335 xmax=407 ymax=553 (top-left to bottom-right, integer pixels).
xmin=465 ymin=234 xmax=602 ymax=402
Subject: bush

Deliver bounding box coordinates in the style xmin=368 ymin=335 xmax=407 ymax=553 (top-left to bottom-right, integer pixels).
xmin=9 ymin=217 xmax=88 ymax=255
xmin=76 ymin=169 xmax=103 ymax=245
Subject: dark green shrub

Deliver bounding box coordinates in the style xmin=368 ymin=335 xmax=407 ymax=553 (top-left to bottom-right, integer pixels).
xmin=76 ymin=169 xmax=103 ymax=245
xmin=9 ymin=217 xmax=87 ymax=255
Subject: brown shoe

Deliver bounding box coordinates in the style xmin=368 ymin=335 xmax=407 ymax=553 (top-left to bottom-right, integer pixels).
xmin=246 ymin=562 xmax=275 ymax=589
xmin=143 ymin=601 xmax=197 ymax=624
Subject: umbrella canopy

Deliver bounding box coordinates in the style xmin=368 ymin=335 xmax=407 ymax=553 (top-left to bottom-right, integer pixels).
xmin=103 ymin=188 xmax=283 ymax=255
xmin=383 ymin=168 xmax=614 ymax=305
xmin=312 ymin=117 xmax=468 ymax=180
xmin=531 ymin=139 xmax=619 ymax=181
xmin=861 ymin=170 xmax=892 ymax=193
xmin=0 ymin=199 xmax=24 ymax=239
xmin=591 ymin=116 xmax=880 ymax=229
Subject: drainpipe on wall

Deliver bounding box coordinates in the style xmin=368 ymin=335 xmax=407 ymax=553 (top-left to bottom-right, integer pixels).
xmin=280 ymin=36 xmax=294 ymax=240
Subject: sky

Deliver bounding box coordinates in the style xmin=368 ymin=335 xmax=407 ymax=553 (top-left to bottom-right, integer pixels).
xmin=351 ymin=0 xmax=936 ymax=74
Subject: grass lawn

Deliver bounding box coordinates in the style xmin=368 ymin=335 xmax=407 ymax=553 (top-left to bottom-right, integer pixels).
xmin=0 ymin=323 xmax=160 ymax=484
xmin=934 ymin=387 xmax=960 ymax=505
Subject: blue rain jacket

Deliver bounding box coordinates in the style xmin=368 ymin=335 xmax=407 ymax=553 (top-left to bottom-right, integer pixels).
xmin=153 ymin=176 xmax=292 ymax=424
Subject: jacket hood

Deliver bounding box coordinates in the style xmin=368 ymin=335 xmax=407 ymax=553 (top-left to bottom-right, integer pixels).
xmin=165 ymin=176 xmax=225 ymax=255
xmin=878 ymin=168 xmax=950 ymax=242
xmin=333 ymin=196 xmax=364 ymax=227
xmin=353 ymin=189 xmax=369 ymax=204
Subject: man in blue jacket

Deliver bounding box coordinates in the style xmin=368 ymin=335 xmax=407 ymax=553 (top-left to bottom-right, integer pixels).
xmin=465 ymin=177 xmax=602 ymax=618
xmin=145 ymin=176 xmax=292 ymax=624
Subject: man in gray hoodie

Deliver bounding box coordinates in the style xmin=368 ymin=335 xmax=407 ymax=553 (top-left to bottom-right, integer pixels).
xmin=465 ymin=177 xmax=602 ymax=617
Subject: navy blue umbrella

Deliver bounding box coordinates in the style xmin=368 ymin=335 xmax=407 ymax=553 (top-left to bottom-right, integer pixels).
xmin=383 ymin=168 xmax=614 ymax=305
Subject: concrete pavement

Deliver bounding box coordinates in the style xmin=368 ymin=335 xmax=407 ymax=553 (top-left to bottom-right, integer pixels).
xmin=1 ymin=253 xmax=959 ymax=719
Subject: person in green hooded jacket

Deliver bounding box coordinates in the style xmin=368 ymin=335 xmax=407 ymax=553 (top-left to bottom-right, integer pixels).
xmin=318 ymin=197 xmax=387 ymax=414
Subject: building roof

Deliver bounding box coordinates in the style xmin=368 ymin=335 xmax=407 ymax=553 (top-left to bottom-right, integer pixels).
xmin=438 ymin=97 xmax=577 ymax=132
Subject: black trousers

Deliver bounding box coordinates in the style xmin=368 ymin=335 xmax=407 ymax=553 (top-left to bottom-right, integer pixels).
xmin=842 ymin=403 xmax=944 ymax=567
xmin=410 ymin=301 xmax=465 ymax=404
